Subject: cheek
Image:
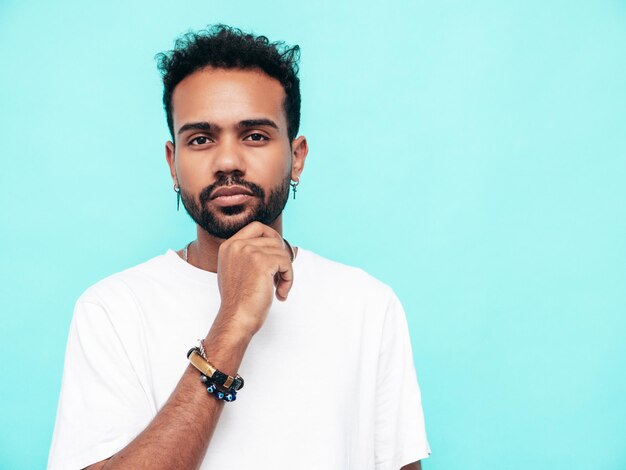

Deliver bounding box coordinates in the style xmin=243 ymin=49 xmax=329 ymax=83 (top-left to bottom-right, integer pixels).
xmin=249 ymin=146 xmax=292 ymax=182
xmin=273 ymin=141 xmax=294 ymax=175
xmin=176 ymin=154 xmax=212 ymax=190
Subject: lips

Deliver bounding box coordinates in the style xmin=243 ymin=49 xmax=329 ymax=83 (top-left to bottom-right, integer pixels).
xmin=210 ymin=185 xmax=254 ymax=199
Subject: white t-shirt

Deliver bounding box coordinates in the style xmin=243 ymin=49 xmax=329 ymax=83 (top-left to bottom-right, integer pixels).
xmin=48 ymin=247 xmax=430 ymax=469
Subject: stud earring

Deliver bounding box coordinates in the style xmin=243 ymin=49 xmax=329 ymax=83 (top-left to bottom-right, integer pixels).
xmin=290 ymin=177 xmax=300 ymax=200
xmin=174 ymin=183 xmax=181 ymax=211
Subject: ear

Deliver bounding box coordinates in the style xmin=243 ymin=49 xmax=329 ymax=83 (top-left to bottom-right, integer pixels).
xmin=290 ymin=135 xmax=308 ymax=181
xmin=165 ymin=140 xmax=178 ymax=186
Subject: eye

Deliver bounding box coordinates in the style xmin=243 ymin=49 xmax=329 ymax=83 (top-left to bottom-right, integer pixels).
xmin=244 ymin=133 xmax=269 ymax=142
xmin=189 ymin=136 xmax=212 ymax=146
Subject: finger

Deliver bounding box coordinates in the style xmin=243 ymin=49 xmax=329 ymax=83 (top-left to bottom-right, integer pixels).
xmin=229 ymin=221 xmax=283 ymax=242
xmin=271 ymin=255 xmax=294 ymax=301
xmin=225 ymin=239 xmax=285 ymax=262
xmin=231 ymin=237 xmax=284 ymax=251
xmin=259 ymin=247 xmax=294 ymax=259
xmin=247 ymin=237 xmax=293 ymax=261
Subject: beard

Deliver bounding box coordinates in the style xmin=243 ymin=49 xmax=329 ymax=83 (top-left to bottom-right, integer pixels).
xmin=180 ymin=172 xmax=291 ymax=239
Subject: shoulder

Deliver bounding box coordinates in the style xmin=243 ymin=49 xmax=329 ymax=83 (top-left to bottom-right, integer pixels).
xmin=76 ymin=251 xmax=172 ymax=312
xmin=296 ymin=247 xmax=397 ymax=302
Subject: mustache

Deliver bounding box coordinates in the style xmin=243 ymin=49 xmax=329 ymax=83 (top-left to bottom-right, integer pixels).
xmin=198 ymin=175 xmax=265 ymax=205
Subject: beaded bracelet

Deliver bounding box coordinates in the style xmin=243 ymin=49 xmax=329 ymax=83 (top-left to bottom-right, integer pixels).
xmin=196 ymin=341 xmax=245 ymax=391
xmin=187 ymin=347 xmax=245 ymax=391
xmin=200 ymin=374 xmax=237 ymax=402
xmin=187 ymin=347 xmax=244 ymax=403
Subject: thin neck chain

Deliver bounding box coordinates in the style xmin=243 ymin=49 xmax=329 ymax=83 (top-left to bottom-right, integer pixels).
xmin=183 ymin=241 xmax=192 ymax=262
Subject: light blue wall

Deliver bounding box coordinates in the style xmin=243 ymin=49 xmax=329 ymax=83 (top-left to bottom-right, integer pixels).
xmin=1 ymin=1 xmax=624 ymax=468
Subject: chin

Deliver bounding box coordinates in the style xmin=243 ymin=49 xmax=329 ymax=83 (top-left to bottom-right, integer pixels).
xmin=203 ymin=209 xmax=258 ymax=238
xmin=218 ymin=204 xmax=248 ymax=216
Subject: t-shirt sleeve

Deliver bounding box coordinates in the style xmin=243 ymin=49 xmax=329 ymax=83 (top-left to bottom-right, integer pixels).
xmin=375 ymin=290 xmax=431 ymax=470
xmin=48 ymin=299 xmax=153 ymax=470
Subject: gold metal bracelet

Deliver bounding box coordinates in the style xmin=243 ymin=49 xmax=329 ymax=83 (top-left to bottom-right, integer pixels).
xmin=187 ymin=347 xmax=243 ymax=390
xmin=188 ymin=349 xmax=217 ymax=378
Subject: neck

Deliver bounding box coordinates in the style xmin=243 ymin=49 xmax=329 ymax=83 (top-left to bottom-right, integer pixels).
xmin=186 ymin=215 xmax=284 ymax=273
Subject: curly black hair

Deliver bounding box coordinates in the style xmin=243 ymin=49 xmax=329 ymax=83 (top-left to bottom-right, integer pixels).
xmin=156 ymin=24 xmax=301 ymax=142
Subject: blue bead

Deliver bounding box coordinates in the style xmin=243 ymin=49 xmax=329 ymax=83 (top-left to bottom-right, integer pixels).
xmin=217 ymin=392 xmax=224 ymax=399
xmin=207 ymin=385 xmax=216 ymax=393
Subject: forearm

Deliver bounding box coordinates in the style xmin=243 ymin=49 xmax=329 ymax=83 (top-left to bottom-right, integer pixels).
xmin=401 ymin=461 xmax=422 ymax=470
xmin=87 ymin=224 xmax=292 ymax=469
xmin=97 ymin=316 xmax=252 ymax=470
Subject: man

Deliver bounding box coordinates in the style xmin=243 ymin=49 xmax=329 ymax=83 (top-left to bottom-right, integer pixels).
xmin=48 ymin=25 xmax=430 ymax=469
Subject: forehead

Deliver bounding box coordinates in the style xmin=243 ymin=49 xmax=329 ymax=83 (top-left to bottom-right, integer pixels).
xmin=171 ymin=67 xmax=287 ymax=132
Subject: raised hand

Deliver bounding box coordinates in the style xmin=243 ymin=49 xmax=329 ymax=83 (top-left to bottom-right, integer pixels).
xmin=215 ymin=221 xmax=294 ymax=338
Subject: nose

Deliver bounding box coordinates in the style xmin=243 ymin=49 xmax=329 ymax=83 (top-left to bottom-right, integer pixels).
xmin=211 ymin=135 xmax=246 ymax=178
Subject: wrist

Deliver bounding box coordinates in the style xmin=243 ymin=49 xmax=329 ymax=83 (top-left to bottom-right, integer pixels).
xmin=202 ymin=312 xmax=253 ymax=376
xmin=214 ymin=305 xmax=260 ymax=340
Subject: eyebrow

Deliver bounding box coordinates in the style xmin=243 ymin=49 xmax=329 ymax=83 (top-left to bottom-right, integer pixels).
xmin=177 ymin=122 xmax=218 ymax=136
xmin=238 ymin=119 xmax=279 ymax=131
xmin=177 ymin=118 xmax=280 ymax=136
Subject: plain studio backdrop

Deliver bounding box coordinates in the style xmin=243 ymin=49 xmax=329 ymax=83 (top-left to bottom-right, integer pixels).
xmin=1 ymin=1 xmax=625 ymax=468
